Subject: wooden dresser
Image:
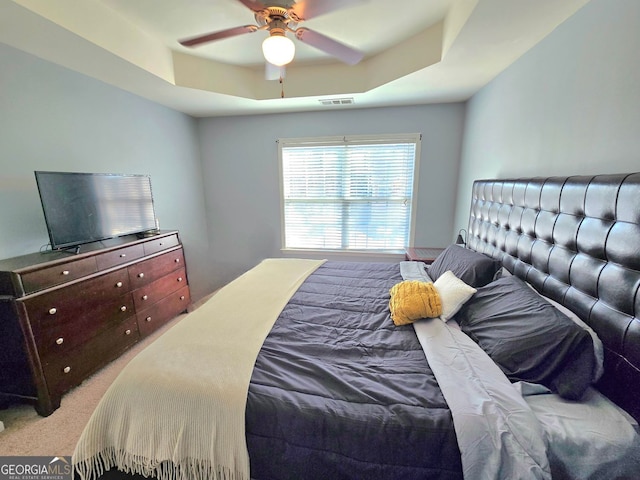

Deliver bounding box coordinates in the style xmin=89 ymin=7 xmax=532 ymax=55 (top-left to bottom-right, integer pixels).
xmin=0 ymin=230 xmax=191 ymax=416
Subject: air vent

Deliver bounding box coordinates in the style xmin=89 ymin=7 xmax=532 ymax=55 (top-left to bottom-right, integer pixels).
xmin=319 ymin=97 xmax=354 ymax=106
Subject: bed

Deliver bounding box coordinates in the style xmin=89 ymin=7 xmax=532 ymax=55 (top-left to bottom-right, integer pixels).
xmin=73 ymin=173 xmax=640 ymax=480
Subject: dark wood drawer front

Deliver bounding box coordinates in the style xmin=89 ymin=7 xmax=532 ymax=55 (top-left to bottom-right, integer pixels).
xmin=20 ymin=256 xmax=98 ymax=294
xmin=143 ymin=234 xmax=179 ymax=256
xmin=137 ymin=286 xmax=190 ymax=337
xmin=23 ymin=268 xmax=131 ymax=331
xmin=43 ymin=316 xmax=139 ymax=398
xmin=128 ymin=248 xmax=184 ymax=289
xmin=34 ymin=295 xmax=135 ymax=359
xmin=132 ymin=267 xmax=187 ymax=311
xmin=96 ymin=243 xmax=145 ymax=270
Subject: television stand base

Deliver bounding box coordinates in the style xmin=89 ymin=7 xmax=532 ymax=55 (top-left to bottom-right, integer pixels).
xmin=137 ymin=230 xmax=160 ymax=239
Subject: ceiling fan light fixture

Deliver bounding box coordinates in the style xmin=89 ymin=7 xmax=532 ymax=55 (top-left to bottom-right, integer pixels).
xmin=262 ymin=34 xmax=295 ymax=66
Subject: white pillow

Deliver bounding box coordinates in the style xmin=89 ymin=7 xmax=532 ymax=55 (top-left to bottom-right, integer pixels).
xmin=433 ymin=270 xmax=477 ymax=321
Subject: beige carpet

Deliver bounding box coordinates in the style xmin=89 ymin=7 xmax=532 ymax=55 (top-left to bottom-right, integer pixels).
xmin=0 ymin=311 xmax=189 ymax=457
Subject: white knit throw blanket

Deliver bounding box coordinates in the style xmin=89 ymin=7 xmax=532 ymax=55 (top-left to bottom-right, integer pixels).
xmin=73 ymin=258 xmax=325 ymax=480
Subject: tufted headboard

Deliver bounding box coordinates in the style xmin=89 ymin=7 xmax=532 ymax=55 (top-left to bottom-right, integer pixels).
xmin=467 ymin=173 xmax=640 ymax=421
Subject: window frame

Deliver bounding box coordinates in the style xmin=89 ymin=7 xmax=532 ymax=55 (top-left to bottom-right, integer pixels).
xmin=277 ymin=133 xmax=421 ymax=255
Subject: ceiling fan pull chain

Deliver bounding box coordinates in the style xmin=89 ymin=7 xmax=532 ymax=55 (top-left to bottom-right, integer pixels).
xmin=280 ymin=76 xmax=285 ymax=98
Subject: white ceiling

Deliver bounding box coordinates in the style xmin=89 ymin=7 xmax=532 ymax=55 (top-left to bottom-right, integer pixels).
xmin=0 ymin=0 xmax=591 ymax=117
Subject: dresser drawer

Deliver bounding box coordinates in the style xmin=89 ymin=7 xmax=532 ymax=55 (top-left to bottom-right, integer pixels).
xmin=33 ymin=294 xmax=135 ymax=359
xmin=20 ymin=256 xmax=98 ymax=295
xmin=96 ymin=243 xmax=145 ymax=270
xmin=128 ymin=248 xmax=184 ymax=289
xmin=137 ymin=285 xmax=190 ymax=337
xmin=143 ymin=234 xmax=179 ymax=256
xmin=132 ymin=267 xmax=187 ymax=311
xmin=22 ymin=268 xmax=131 ymax=332
xmin=42 ymin=316 xmax=139 ymax=398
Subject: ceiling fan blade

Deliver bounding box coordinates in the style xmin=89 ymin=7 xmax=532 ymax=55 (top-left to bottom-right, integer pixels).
xmin=290 ymin=0 xmax=366 ymax=21
xmin=265 ymin=62 xmax=286 ymax=81
xmin=236 ymin=0 xmax=267 ymax=12
xmin=295 ymin=28 xmax=364 ymax=65
xmin=179 ymin=25 xmax=258 ymax=47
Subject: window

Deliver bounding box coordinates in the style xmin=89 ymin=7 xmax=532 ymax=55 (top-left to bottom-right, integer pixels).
xmin=279 ymin=133 xmax=421 ymax=253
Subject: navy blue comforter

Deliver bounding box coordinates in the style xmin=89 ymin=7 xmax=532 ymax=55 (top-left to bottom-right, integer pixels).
xmin=246 ymin=261 xmax=462 ymax=479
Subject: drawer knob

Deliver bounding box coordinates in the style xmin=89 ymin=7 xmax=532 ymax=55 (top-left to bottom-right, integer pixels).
xmin=159 ymin=242 xmax=163 ymax=246
xmin=138 ymin=273 xmax=145 ymax=278
xmin=177 ymin=277 xmax=183 ymax=282
xmin=175 ymin=258 xmax=180 ymax=263
xmin=48 ymin=308 xmax=57 ymax=315
xmin=145 ymin=316 xmax=152 ymax=322
xmin=142 ymin=295 xmax=148 ymax=300
xmin=120 ymin=253 xmax=126 ymax=258
xmin=62 ymin=270 xmax=70 ymax=276
xmin=56 ymin=337 xmax=64 ymax=345
xmin=120 ymin=305 xmax=127 ymax=312
xmin=125 ymin=329 xmax=132 ymax=335
xmin=115 ymin=281 xmax=123 ymax=288
xmin=180 ymin=295 xmax=185 ymax=301
xmin=63 ymin=366 xmax=71 ymax=374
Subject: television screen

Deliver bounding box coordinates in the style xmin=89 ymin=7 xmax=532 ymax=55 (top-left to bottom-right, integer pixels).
xmin=35 ymin=171 xmax=157 ymax=250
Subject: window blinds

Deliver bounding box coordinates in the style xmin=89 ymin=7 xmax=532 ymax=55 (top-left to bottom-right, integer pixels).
xmin=279 ymin=134 xmax=419 ymax=252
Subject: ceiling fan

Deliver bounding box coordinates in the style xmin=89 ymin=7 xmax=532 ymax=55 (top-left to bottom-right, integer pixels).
xmin=178 ymin=0 xmax=366 ymax=71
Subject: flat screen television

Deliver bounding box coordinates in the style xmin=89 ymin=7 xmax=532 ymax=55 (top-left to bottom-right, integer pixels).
xmin=35 ymin=171 xmax=158 ymax=250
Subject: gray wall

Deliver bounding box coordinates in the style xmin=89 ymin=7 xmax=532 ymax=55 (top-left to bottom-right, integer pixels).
xmin=198 ymin=103 xmax=466 ymax=289
xmin=454 ymin=0 xmax=640 ymax=230
xmin=0 ymin=39 xmax=465 ymax=299
xmin=0 ymin=43 xmax=213 ymax=301
xmin=12 ymin=0 xmax=633 ymax=298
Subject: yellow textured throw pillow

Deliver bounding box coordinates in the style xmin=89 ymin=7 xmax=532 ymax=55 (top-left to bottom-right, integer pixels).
xmin=389 ymin=280 xmax=443 ymax=326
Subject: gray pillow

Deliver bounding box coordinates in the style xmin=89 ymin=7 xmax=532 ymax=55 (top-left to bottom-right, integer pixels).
xmin=428 ymin=245 xmax=501 ymax=288
xmin=456 ymin=275 xmax=596 ymax=400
